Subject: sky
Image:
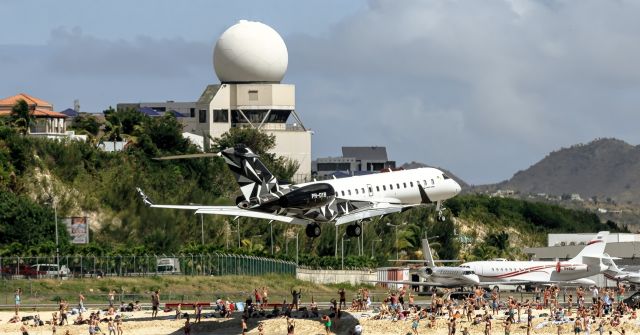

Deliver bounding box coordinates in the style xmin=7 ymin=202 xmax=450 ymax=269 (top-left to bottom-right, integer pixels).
xmin=2 ymin=0 xmax=640 ymax=185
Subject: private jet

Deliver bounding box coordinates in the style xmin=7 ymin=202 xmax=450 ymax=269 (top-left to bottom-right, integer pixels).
xmin=461 ymin=231 xmax=610 ymax=288
xmin=137 ymin=145 xmax=461 ymax=238
xmin=372 ymin=237 xmax=479 ymax=288
xmin=603 ymin=255 xmax=640 ymax=285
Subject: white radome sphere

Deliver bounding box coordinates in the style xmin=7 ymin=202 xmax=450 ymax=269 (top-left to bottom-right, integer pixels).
xmin=214 ymin=20 xmax=288 ymax=83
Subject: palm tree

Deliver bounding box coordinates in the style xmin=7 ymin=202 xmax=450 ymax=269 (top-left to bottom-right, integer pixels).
xmin=101 ymin=118 xmax=123 ymax=150
xmin=11 ymin=99 xmax=34 ymax=135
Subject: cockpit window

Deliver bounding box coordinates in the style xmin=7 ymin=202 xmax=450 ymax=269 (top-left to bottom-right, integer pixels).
xmin=442 ymin=173 xmax=451 ymax=180
xmin=463 ymin=271 xmax=475 ymax=275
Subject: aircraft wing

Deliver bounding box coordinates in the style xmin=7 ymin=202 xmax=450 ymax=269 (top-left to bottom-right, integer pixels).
xmin=136 ymin=187 xmax=308 ymax=225
xmin=365 ymin=280 xmax=452 ymax=287
xmin=195 ymin=207 xmax=308 ymax=225
xmin=335 ymin=203 xmax=418 ymax=226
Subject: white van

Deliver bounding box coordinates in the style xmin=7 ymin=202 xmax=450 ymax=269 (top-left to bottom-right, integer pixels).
xmin=31 ymin=264 xmax=70 ymax=277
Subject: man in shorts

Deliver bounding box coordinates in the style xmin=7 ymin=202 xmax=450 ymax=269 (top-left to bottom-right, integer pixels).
xmin=151 ymin=290 xmax=160 ymax=318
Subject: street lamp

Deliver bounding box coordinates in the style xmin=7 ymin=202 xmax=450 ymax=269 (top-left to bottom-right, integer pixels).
xmin=45 ymin=198 xmax=60 ymax=279
xmin=386 ymin=222 xmax=407 ymax=259
xmin=268 ymin=220 xmax=274 ymax=255
xmin=371 ymin=239 xmax=382 ymax=258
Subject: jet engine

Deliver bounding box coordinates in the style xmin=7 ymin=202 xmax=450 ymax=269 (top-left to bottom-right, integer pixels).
xmin=555 ymin=262 xmax=588 ymax=273
xmin=259 ymin=183 xmax=336 ymax=211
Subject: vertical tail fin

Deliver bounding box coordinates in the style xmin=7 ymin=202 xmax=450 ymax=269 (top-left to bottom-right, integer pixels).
xmin=219 ymin=145 xmax=280 ymax=201
xmin=421 ymin=238 xmax=435 ymax=267
xmin=602 ymin=253 xmax=623 ymax=273
xmin=569 ymin=231 xmax=609 ymax=263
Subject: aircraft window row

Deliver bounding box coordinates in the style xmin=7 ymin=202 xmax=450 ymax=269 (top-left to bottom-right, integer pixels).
xmin=492 ymin=268 xmax=525 ymax=271
xmin=336 ymin=177 xmax=436 ymax=197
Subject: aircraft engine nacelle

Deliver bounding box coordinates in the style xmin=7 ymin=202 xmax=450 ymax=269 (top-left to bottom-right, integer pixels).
xmin=279 ymin=183 xmax=336 ymax=209
xmin=257 ymin=183 xmax=336 ymax=211
xmin=418 ymin=267 xmax=434 ymax=278
xmin=555 ymin=262 xmax=589 ymax=273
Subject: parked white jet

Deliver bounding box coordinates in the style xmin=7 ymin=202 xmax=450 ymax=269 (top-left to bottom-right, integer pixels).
xmin=137 ymin=145 xmax=461 ymax=238
xmin=602 ymin=255 xmax=640 ymax=285
xmin=461 ymin=231 xmax=609 ymax=287
xmin=373 ymin=237 xmax=479 ymax=288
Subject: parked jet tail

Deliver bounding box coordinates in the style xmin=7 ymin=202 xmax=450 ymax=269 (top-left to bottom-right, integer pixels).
xmin=422 ymin=238 xmax=435 ymax=267
xmin=568 ymin=231 xmax=609 ymax=264
xmin=219 ymin=145 xmax=281 ymax=203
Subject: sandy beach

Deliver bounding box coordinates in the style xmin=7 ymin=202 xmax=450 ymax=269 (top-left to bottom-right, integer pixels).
xmin=2 ymin=304 xmax=640 ymax=335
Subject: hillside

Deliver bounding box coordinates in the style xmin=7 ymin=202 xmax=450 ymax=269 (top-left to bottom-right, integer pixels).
xmin=479 ymin=138 xmax=640 ymax=205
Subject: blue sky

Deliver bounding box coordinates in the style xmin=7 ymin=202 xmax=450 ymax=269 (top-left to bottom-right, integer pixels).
xmin=2 ymin=0 xmax=640 ymax=184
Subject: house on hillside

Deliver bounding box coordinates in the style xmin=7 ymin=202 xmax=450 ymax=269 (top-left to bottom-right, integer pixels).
xmin=0 ymin=93 xmax=85 ymax=140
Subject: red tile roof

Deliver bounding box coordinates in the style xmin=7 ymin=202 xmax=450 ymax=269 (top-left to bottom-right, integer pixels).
xmin=0 ymin=93 xmax=53 ymax=109
xmin=0 ymin=109 xmax=66 ymax=118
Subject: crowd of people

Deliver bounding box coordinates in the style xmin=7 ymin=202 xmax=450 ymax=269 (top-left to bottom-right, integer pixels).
xmin=365 ymin=283 xmax=635 ymax=335
xmin=4 ymin=283 xmax=638 ymax=335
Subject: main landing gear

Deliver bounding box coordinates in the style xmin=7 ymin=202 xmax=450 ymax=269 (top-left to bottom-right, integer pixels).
xmin=346 ymin=223 xmax=362 ymax=237
xmin=305 ymin=223 xmax=321 ymax=238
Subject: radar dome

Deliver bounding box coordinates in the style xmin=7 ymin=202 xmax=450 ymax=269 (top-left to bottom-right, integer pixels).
xmin=214 ymin=20 xmax=288 ymax=83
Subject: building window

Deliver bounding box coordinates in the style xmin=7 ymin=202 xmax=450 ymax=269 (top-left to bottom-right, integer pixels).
xmin=198 ymin=110 xmax=207 ymax=123
xmin=190 ymin=108 xmax=195 ymax=118
xmin=213 ymin=110 xmax=228 ymax=123
xmin=249 ymin=90 xmax=258 ymax=101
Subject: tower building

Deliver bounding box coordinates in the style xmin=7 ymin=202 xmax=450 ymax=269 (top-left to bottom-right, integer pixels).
xmin=194 ymin=20 xmax=312 ymax=180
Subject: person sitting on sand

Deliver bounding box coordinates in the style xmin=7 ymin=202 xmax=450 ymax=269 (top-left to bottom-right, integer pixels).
xmin=287 ymin=317 xmax=296 ymax=335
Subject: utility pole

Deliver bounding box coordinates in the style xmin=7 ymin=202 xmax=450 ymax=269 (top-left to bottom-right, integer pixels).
xmin=200 ymin=214 xmax=204 ymax=245
xmin=269 ymin=220 xmax=274 ymax=255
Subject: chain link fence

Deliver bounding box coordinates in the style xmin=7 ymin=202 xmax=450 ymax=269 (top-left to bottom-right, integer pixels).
xmin=0 ymin=254 xmax=296 ymax=279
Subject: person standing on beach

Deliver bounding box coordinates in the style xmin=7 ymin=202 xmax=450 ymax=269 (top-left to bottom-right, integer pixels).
xmin=15 ymin=288 xmax=22 ymax=315
xmin=109 ymin=290 xmax=115 ymax=307
xmin=262 ymin=286 xmax=269 ymax=307
xmin=151 ymin=290 xmax=160 ymax=318
xmin=79 ymin=293 xmax=86 ymax=312
xmin=184 ymin=316 xmax=191 ymax=335
xmin=322 ymin=314 xmax=332 ymax=335
xmin=241 ymin=315 xmax=248 ymax=335
xmin=338 ymin=288 xmax=346 ymax=310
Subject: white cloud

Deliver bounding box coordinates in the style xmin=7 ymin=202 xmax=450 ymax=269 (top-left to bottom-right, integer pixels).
xmin=288 ymin=0 xmax=640 ymax=183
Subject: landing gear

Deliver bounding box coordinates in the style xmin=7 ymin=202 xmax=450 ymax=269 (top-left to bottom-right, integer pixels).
xmin=346 ymin=224 xmax=362 ymax=237
xmin=305 ymin=223 xmax=321 ymax=238
xmin=436 ymin=200 xmax=447 ymax=221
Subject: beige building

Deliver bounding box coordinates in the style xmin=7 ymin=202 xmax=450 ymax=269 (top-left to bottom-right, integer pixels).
xmin=193 ymin=83 xmax=311 ymax=180
xmin=0 ymin=93 xmax=68 ymax=137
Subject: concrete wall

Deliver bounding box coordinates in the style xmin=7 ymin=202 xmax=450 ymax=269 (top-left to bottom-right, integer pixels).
xmin=296 ymin=268 xmax=376 ymax=285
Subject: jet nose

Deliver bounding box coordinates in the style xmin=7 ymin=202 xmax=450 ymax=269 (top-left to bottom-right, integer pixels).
xmin=467 ymin=274 xmax=480 ymax=284
xmin=452 ymin=179 xmax=461 ymax=195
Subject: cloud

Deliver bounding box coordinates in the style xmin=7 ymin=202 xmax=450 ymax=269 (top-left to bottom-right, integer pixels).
xmin=46 ymin=27 xmax=211 ymax=78
xmin=286 ymin=0 xmax=640 ymax=183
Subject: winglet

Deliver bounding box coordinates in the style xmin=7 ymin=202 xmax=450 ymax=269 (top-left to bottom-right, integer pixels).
xmin=136 ymin=187 xmax=154 ymax=206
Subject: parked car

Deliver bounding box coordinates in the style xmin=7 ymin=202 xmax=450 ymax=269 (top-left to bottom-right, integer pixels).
xmin=30 ymin=264 xmax=70 ymax=277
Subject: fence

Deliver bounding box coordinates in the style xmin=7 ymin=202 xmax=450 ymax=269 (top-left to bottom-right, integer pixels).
xmin=0 ymin=254 xmax=296 ymax=279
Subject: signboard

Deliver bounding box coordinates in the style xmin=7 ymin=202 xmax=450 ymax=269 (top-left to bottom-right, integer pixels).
xmin=62 ymin=217 xmax=89 ymax=244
